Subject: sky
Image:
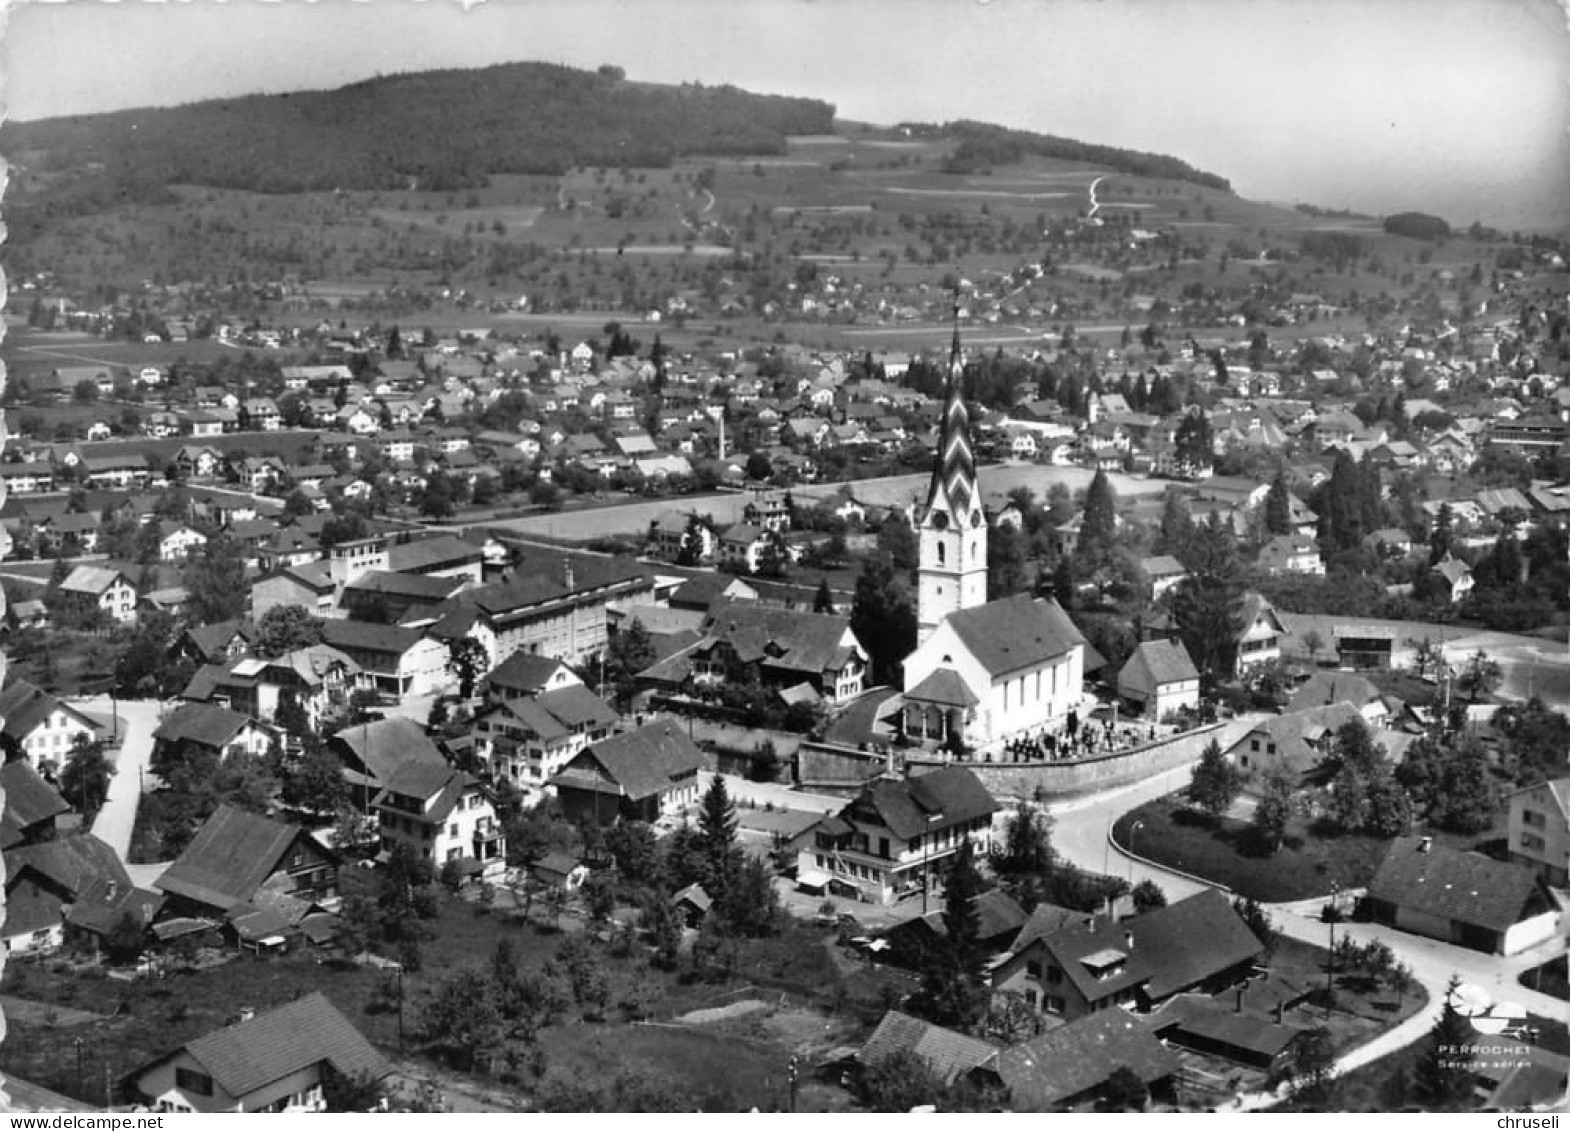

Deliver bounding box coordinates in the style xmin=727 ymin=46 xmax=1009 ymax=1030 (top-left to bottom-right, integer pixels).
xmin=2 ymin=0 xmax=1567 ymax=230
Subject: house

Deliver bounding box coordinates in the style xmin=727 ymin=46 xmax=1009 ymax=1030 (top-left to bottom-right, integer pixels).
xmin=1222 ymin=701 xmax=1372 ymax=786
xmin=1284 ymin=671 xmax=1393 ymax=728
xmin=639 ymin=599 xmax=869 ymax=707
xmin=184 ymin=645 xmax=362 ymax=729
xmin=996 ymin=1010 xmax=1180 ymax=1111
xmin=373 ymin=763 xmax=505 ymax=883
xmin=174 ymin=620 xmax=258 ymax=666
xmin=4 ymin=833 xmax=157 ymax=957
xmin=1365 ymin=836 xmax=1560 ymax=955
xmin=1431 ymin=554 xmax=1475 ymax=604
xmin=1233 ymin=592 xmax=1286 ymax=674
xmin=990 ymin=889 xmax=1264 ymax=1023
xmin=154 ymin=804 xmax=340 ymax=921
xmin=853 ymin=1011 xmax=1001 ymax=1092
xmin=795 ymin=766 xmax=998 ymax=906
xmin=472 ymin=682 xmax=618 ymax=794
xmin=318 ymin=619 xmax=450 ymax=698
xmin=329 ymin=716 xmax=448 ymax=805
xmin=882 ymin=888 xmax=1029 ymax=966
xmin=1139 ymin=554 xmax=1188 ymax=601
xmin=529 ymin=852 xmax=589 ymax=893
xmin=157 ymin=521 xmax=209 ymax=562
xmin=1505 ymin=777 xmax=1570 ymax=886
xmin=385 ymin=534 xmax=486 ymax=583
xmin=339 ymin=570 xmax=469 ymax=626
xmin=900 ymin=594 xmax=1086 ymax=750
xmin=1256 ymin=534 xmax=1325 ymax=577
xmin=0 ymin=680 xmax=103 ymax=769
xmin=152 ymin=703 xmax=277 ymax=766
xmin=1117 ymin=639 xmax=1200 ymax=721
xmin=648 ymin=512 xmax=717 ymax=563
xmin=0 ymin=760 xmax=73 ymax=847
xmin=129 ymin=992 xmax=392 ymax=1114
xmin=548 ymin=720 xmax=706 ymax=826
xmin=480 ymin=652 xmax=581 ymax=703
xmin=58 ymin=564 xmax=137 ymax=624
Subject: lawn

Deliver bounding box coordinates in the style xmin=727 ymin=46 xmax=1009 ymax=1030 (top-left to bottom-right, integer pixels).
xmin=1113 ymin=797 xmax=1391 ymax=901
xmin=0 ymin=871 xmax=897 ymax=1111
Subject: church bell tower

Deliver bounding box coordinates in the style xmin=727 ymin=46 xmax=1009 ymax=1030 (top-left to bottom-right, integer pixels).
xmin=917 ymin=316 xmax=987 ymax=643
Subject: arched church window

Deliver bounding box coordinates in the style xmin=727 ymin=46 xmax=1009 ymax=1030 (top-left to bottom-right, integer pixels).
xmin=937 ymin=542 xmax=946 ymax=565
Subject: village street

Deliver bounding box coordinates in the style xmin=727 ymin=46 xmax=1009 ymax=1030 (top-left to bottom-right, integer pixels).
xmin=78 ymin=695 xmax=169 ymax=888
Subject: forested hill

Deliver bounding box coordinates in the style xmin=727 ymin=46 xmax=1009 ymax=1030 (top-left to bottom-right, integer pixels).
xmin=906 ymin=120 xmax=1232 ymax=192
xmin=4 ymin=61 xmax=836 ymax=196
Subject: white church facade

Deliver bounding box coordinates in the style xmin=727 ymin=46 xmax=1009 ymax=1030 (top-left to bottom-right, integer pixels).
xmin=899 ymin=326 xmax=1088 ymax=752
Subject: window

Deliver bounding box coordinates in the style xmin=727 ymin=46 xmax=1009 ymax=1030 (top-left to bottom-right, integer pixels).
xmin=176 ymin=1068 xmax=215 ymax=1097
xmin=1044 ymin=995 xmax=1066 ymax=1015
xmin=1045 ymin=965 xmax=1063 ymax=985
xmin=449 ymin=823 xmax=459 ymax=838
xmin=1521 ymin=832 xmax=1546 ymax=852
xmin=1250 ymin=739 xmax=1260 ymax=752
xmin=1523 ymin=809 xmax=1546 ymax=829
xmin=1026 ymin=959 xmax=1043 ymax=979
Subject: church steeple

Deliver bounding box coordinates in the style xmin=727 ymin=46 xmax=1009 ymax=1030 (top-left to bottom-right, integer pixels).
xmin=916 ymin=296 xmax=987 ymax=643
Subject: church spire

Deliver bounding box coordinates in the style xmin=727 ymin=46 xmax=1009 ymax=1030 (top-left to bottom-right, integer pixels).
xmin=926 ymin=291 xmax=976 ymax=519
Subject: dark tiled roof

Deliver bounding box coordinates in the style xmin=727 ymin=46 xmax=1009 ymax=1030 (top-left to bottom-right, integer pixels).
xmin=154 ymin=805 xmax=318 ymax=912
xmin=1285 ymin=671 xmax=1385 ymax=714
xmin=153 ymin=702 xmax=255 ymax=750
xmin=386 ymin=534 xmax=483 ymax=573
xmin=856 ymin=1010 xmax=998 ymax=1087
xmin=6 ymin=832 xmax=131 ymax=901
xmin=150 ymin=992 xmax=391 ymax=1101
xmin=0 ymin=680 xmax=96 ymax=743
xmin=330 ymin=716 xmax=445 ymax=787
xmin=1120 ymin=639 xmax=1199 ymax=687
xmin=551 ymin=720 xmax=704 ymax=802
xmin=902 ymin=667 xmax=979 ymax=709
xmin=997 ymin=1010 xmax=1179 ymax=1109
xmin=485 ymin=652 xmax=570 ymax=695
xmin=700 ymin=598 xmax=862 ymax=677
xmin=1367 ymin=837 xmax=1548 ymax=933
xmin=0 ymin=760 xmax=71 ymax=830
xmin=319 ymin=617 xmax=427 ymax=657
xmin=847 ymin=766 xmax=998 ymax=841
xmin=944 ymin=595 xmax=1085 ymax=678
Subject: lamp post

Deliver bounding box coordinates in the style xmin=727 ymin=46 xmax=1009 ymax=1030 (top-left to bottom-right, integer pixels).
xmin=1326 ymin=880 xmax=1340 ymax=1001
xmin=74 ymin=1037 xmax=85 ymax=1102
xmin=1128 ymin=820 xmax=1145 ymax=881
xmin=787 ymin=1055 xmax=800 ymax=1113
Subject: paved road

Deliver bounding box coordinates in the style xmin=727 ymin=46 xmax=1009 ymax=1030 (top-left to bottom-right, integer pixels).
xmin=79 ymin=696 xmax=169 ymax=886
xmin=1043 ymin=721 xmax=1569 ymax=1105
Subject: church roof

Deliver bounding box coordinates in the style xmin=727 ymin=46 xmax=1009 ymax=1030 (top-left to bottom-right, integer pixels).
xmin=904 ymin=667 xmax=980 ymax=708
xmin=925 ymin=326 xmax=977 ymax=519
xmin=944 ymin=595 xmax=1085 ymax=679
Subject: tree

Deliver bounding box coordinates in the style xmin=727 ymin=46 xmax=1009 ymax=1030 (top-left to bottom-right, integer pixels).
xmin=1173 ymin=409 xmax=1214 ymax=477
xmin=1130 ymin=879 xmax=1167 ymax=914
xmin=851 ymin=557 xmax=917 ymax=685
xmin=603 ymin=619 xmax=655 ymax=705
xmin=744 ymin=451 xmax=772 ymax=482
xmin=1186 ymin=739 xmax=1242 ymax=820
xmin=103 ymin=910 xmax=148 ymax=963
xmin=1171 ymin=515 xmax=1244 ymax=680
xmin=859 ymin=1049 xmax=947 ymax=1113
xmin=1300 ymin=628 xmax=1325 ymax=664
xmin=1456 ymin=649 xmax=1501 ymax=703
xmin=696 ymin=774 xmax=739 ymax=897
xmin=1289 ymin=1026 xmax=1337 ymax=1104
xmin=322 ymin=1066 xmax=388 ymax=1113
xmin=59 ymin=735 xmax=115 ymax=820
xmin=813 ymin=577 xmax=834 ymax=614
xmin=1263 ymin=474 xmax=1293 ymax=537
xmin=446 ymin=636 xmax=488 ymax=699
xmin=254 ymin=605 xmax=325 ymax=658
xmin=420 ymin=967 xmax=503 ymax=1072
xmin=1098 ymin=1066 xmax=1149 ymax=1113
xmin=282 ymin=742 xmax=350 ymax=815
xmin=914 ymin=840 xmax=988 ymax=1031
xmin=642 ymin=889 xmax=684 ymax=970
xmin=1252 ymin=769 xmax=1297 ymax=853
xmin=991 ymin=803 xmax=1055 ymax=875
xmin=1076 ymin=468 xmax=1118 ymax=567
xmin=1435 ymin=738 xmax=1499 ymax=834
xmin=182 ymin=536 xmax=249 ymax=624
xmin=1415 ymin=977 xmax=1476 ymax=1110
xmin=1232 ymin=895 xmax=1279 ymax=957
xmin=1156 ymin=491 xmax=1193 ymax=557
xmin=719 ymin=855 xmax=779 ymax=937
xmin=876 ymin=513 xmax=919 ymax=571
xmin=1427 ymin=503 xmax=1454 ymax=567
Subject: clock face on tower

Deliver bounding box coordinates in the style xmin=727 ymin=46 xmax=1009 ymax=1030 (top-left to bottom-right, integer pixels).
xmin=970 ymin=510 xmax=982 ymax=528
xmin=931 ymin=510 xmax=949 ymax=530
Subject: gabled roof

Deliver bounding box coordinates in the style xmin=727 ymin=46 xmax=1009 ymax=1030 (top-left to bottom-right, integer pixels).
xmin=319 ymin=618 xmax=427 ymax=657
xmin=856 ymin=1010 xmax=998 ymax=1087
xmin=140 ymin=992 xmax=390 ymax=1101
xmin=153 ymin=702 xmax=258 ymax=751
xmin=846 ymin=766 xmax=999 ymax=841
xmin=1367 ymin=837 xmax=1549 ymax=933
xmin=0 ymin=760 xmax=71 ymax=833
xmin=484 ymin=651 xmax=572 ymax=696
xmin=6 ymin=832 xmax=131 ymax=901
xmin=1285 ymin=671 xmax=1386 ymax=715
xmin=0 ymin=679 xmax=100 ymax=743
xmin=997 ymin=1010 xmax=1179 ymax=1109
xmin=550 ymin=720 xmax=705 ymax=802
xmin=699 ymin=599 xmax=862 ymax=677
xmin=1120 ymin=639 xmax=1199 ymax=687
xmin=904 ymin=667 xmax=980 ymax=708
xmin=331 ymin=716 xmax=446 ymax=788
xmin=155 ymin=805 xmax=326 ymax=912
xmin=943 ymin=595 xmax=1085 ymax=679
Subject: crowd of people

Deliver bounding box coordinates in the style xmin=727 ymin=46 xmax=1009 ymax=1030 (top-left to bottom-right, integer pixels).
xmin=991 ymin=708 xmax=1164 ymax=764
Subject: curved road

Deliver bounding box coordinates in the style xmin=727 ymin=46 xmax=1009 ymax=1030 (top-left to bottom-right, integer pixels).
xmin=1039 ymin=715 xmax=1568 ymax=1106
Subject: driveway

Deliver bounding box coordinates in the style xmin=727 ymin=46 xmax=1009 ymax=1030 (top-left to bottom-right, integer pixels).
xmin=77 ymin=695 xmax=167 ymax=879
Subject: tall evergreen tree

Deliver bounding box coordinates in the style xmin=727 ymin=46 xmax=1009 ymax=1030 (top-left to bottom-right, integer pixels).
xmin=1156 ymin=491 xmax=1194 ymax=557
xmin=1263 ymin=473 xmax=1293 ymax=537
xmin=1428 ymin=502 xmax=1455 ymax=566
xmin=1076 ymin=468 xmax=1118 ymax=567
xmin=812 ymin=577 xmax=834 ymax=614
xmin=1186 ymin=739 xmax=1243 ymax=819
xmin=1415 ymin=977 xmax=1476 ymax=1110
xmin=1171 ymin=515 xmax=1245 ymax=679
xmin=851 ymin=557 xmax=917 ymax=685
xmin=696 ymin=774 xmax=739 ymax=897
xmin=1173 ymin=410 xmax=1214 ymax=477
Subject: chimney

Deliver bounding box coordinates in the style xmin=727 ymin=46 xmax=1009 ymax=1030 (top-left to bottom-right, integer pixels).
xmin=1236 ymin=986 xmax=1245 ymax=1014
xmin=1419 ymin=835 xmax=1433 ymax=854
xmin=563 ymin=558 xmax=575 ymax=591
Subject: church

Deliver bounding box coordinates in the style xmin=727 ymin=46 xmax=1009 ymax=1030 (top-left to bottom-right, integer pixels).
xmin=900 ymin=329 xmax=1087 ymax=752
